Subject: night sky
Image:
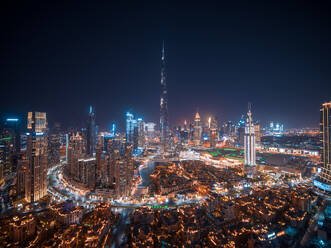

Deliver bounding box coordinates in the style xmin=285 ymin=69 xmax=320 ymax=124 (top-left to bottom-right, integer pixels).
xmin=1 ymin=1 xmax=330 ymax=131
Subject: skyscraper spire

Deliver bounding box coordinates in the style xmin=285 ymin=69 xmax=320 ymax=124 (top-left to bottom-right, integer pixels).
xmin=162 ymin=40 xmax=165 ymax=61
xmin=160 ymin=41 xmax=169 ymax=152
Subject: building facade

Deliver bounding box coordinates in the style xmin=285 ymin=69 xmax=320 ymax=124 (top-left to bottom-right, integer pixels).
xmin=25 ymin=112 xmax=48 ymax=202
xmin=244 ymin=105 xmax=256 ymax=166
xmin=193 ymin=112 xmax=202 ymax=146
xmin=315 ymin=101 xmax=331 ymax=197
xmin=160 ymin=41 xmax=169 ymax=152
xmin=86 ymin=106 xmax=97 ymax=156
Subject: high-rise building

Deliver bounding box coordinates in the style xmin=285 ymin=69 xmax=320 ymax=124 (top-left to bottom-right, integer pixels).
xmin=209 ymin=116 xmax=218 ymax=148
xmin=160 ymin=41 xmax=169 ymax=152
xmin=254 ymin=122 xmax=261 ymax=145
xmin=222 ymin=121 xmax=236 ymax=137
xmin=193 ymin=112 xmax=202 ymax=146
xmin=25 ymin=112 xmax=48 ymax=202
xmin=244 ymin=105 xmax=256 ymax=166
xmin=110 ymin=123 xmax=116 ymax=137
xmin=126 ymin=112 xmax=136 ymax=144
xmin=0 ymin=118 xmax=21 ymax=178
xmin=27 ymin=112 xmax=47 ymax=133
xmin=314 ymin=101 xmax=331 ymax=197
xmin=180 ymin=120 xmax=190 ymax=144
xmin=144 ymin=122 xmax=156 ymax=141
xmin=16 ymin=158 xmax=28 ymax=200
xmin=78 ymin=158 xmax=96 ymax=189
xmin=238 ymin=126 xmax=245 ymax=147
xmin=137 ymin=118 xmax=145 ymax=149
xmin=66 ymin=132 xmax=84 ymax=180
xmin=86 ymin=106 xmax=97 ymax=156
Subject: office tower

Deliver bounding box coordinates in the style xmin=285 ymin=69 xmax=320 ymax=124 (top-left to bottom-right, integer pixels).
xmin=137 ymin=118 xmax=145 ymax=149
xmin=314 ymin=101 xmax=331 ymax=197
xmin=122 ymin=144 xmax=134 ymax=196
xmin=209 ymin=116 xmax=217 ymax=148
xmin=254 ymin=122 xmax=261 ymax=145
xmin=160 ymin=41 xmax=169 ymax=152
xmin=86 ymin=106 xmax=97 ymax=156
xmin=193 ymin=112 xmax=202 ymax=146
xmin=144 ymin=122 xmax=156 ymax=141
xmin=48 ymin=131 xmax=60 ymax=168
xmin=78 ymin=158 xmax=96 ymax=189
xmin=26 ymin=112 xmax=48 ymax=202
xmin=96 ymin=146 xmax=103 ymax=183
xmin=66 ymin=132 xmax=84 ymax=180
xmin=104 ymin=134 xmax=113 ymax=153
xmin=0 ymin=118 xmax=21 ymax=178
xmin=222 ymin=121 xmax=236 ymax=137
xmin=108 ymin=148 xmax=120 ymax=195
xmin=237 ymin=126 xmax=245 ymax=147
xmin=244 ymin=105 xmax=256 ymax=166
xmin=126 ymin=112 xmax=137 ymax=144
xmin=16 ymin=158 xmax=28 ymax=200
xmin=236 ymin=115 xmax=246 ymax=146
xmin=27 ymin=112 xmax=47 ymax=133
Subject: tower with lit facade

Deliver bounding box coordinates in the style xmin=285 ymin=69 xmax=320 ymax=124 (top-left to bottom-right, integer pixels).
xmin=160 ymin=41 xmax=169 ymax=152
xmin=126 ymin=112 xmax=137 ymax=145
xmin=209 ymin=116 xmax=217 ymax=148
xmin=193 ymin=112 xmax=202 ymax=146
xmin=86 ymin=106 xmax=97 ymax=156
xmin=26 ymin=112 xmax=48 ymax=202
xmin=244 ymin=105 xmax=256 ymax=166
xmin=314 ymin=101 xmax=331 ymax=197
xmin=0 ymin=118 xmax=21 ymax=180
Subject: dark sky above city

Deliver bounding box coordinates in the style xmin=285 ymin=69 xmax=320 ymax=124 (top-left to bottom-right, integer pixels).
xmin=1 ymin=1 xmax=330 ymax=131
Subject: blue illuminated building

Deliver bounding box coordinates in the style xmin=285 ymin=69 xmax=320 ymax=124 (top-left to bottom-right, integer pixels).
xmin=110 ymin=123 xmax=116 ymax=137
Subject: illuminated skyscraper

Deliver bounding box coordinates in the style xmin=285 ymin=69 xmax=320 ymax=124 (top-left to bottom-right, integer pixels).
xmin=26 ymin=112 xmax=48 ymax=202
xmin=209 ymin=116 xmax=217 ymax=148
xmin=244 ymin=105 xmax=256 ymax=166
xmin=86 ymin=106 xmax=97 ymax=156
xmin=110 ymin=123 xmax=116 ymax=137
xmin=27 ymin=112 xmax=47 ymax=133
xmin=193 ymin=112 xmax=202 ymax=146
xmin=137 ymin=118 xmax=145 ymax=148
xmin=254 ymin=122 xmax=261 ymax=145
xmin=314 ymin=101 xmax=331 ymax=197
xmin=144 ymin=122 xmax=156 ymax=141
xmin=160 ymin=41 xmax=169 ymax=152
xmin=0 ymin=118 xmax=21 ymax=178
xmin=126 ymin=112 xmax=137 ymax=144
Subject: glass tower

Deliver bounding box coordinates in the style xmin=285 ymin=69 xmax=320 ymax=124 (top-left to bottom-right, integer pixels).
xmin=315 ymin=101 xmax=331 ymax=197
xmin=160 ymin=41 xmax=169 ymax=152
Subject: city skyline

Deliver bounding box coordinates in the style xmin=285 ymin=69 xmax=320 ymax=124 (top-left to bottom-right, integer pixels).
xmin=1 ymin=1 xmax=330 ymax=129
xmin=1 ymin=2 xmax=330 ymax=246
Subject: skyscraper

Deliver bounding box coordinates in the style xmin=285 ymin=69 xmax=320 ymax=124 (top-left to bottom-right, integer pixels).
xmin=137 ymin=118 xmax=145 ymax=149
xmin=0 ymin=118 xmax=21 ymax=178
xmin=25 ymin=112 xmax=48 ymax=202
xmin=244 ymin=104 xmax=256 ymax=166
xmin=209 ymin=116 xmax=218 ymax=148
xmin=126 ymin=112 xmax=137 ymax=145
xmin=314 ymin=101 xmax=331 ymax=197
xmin=86 ymin=106 xmax=97 ymax=156
xmin=160 ymin=41 xmax=169 ymax=152
xmin=193 ymin=112 xmax=202 ymax=146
